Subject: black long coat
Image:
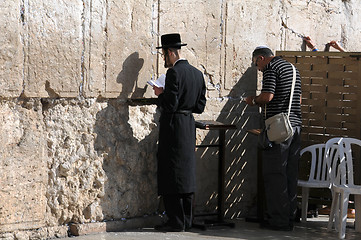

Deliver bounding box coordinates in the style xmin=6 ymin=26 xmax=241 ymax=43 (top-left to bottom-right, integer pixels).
xmin=157 ymin=60 xmax=206 ymax=195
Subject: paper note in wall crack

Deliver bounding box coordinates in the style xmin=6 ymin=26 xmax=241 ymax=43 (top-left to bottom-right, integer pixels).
xmin=147 ymin=74 xmax=166 ymax=88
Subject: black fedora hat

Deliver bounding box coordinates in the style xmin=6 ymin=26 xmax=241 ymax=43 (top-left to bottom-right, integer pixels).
xmin=156 ymin=33 xmax=187 ymax=49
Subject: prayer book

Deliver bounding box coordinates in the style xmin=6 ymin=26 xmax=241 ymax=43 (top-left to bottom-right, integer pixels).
xmin=147 ymin=74 xmax=166 ymax=88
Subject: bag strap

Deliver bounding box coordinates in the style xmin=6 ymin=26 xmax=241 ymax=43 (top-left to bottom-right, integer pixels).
xmin=287 ymin=64 xmax=297 ymax=118
xmin=265 ymin=63 xmax=297 ymax=118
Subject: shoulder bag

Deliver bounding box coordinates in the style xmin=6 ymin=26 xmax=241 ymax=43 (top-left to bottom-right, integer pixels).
xmin=264 ymin=64 xmax=297 ymax=144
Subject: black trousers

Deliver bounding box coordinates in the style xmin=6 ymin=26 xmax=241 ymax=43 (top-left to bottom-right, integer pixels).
xmin=262 ymin=127 xmax=301 ymax=227
xmin=162 ymin=193 xmax=194 ymax=229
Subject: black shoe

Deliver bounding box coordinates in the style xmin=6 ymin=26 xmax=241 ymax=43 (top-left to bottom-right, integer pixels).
xmin=260 ymin=221 xmax=293 ymax=231
xmin=154 ymin=224 xmax=184 ymax=232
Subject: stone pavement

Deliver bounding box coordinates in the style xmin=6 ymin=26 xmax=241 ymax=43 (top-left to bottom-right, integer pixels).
xmin=59 ymin=216 xmax=361 ymax=240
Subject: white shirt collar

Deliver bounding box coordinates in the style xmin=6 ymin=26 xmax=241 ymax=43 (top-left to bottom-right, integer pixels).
xmin=173 ymin=58 xmax=186 ymax=66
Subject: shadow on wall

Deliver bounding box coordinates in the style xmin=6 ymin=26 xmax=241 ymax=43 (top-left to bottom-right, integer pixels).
xmin=195 ymin=66 xmax=262 ymax=219
xmin=93 ymin=53 xmax=261 ymax=223
xmin=94 ymin=52 xmax=159 ymax=222
xmin=116 ymin=52 xmax=147 ymax=99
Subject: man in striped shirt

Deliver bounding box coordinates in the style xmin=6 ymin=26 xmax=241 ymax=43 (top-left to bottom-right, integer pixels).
xmin=245 ymin=46 xmax=302 ymax=231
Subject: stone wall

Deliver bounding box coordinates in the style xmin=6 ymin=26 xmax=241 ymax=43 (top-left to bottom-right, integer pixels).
xmin=1 ymin=0 xmax=361 ymax=238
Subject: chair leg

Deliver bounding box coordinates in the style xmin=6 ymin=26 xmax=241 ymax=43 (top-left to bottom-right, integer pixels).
xmin=301 ymin=187 xmax=310 ymax=222
xmin=338 ymin=191 xmax=349 ymax=239
xmin=354 ymin=195 xmax=361 ymax=232
xmin=328 ymin=191 xmax=339 ymax=231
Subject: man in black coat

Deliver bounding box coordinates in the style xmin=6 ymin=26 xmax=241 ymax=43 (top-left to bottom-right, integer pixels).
xmin=153 ymin=33 xmax=207 ymax=232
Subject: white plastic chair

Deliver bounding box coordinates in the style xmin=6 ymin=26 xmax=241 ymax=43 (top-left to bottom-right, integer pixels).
xmin=298 ymin=138 xmax=342 ymax=222
xmin=327 ymin=137 xmax=361 ymax=239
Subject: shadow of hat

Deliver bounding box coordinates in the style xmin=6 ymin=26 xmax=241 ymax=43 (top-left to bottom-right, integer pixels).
xmin=156 ymin=33 xmax=187 ymax=49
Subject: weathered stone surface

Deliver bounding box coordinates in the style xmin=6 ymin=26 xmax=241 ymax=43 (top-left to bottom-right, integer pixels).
xmin=43 ymin=99 xmax=108 ymax=225
xmin=43 ymin=99 xmax=159 ymax=226
xmin=91 ymin=100 xmax=159 ymax=220
xmin=158 ymin=0 xmax=224 ymax=98
xmin=224 ymin=0 xmax=284 ymax=91
xmin=282 ymin=1 xmax=345 ymax=51
xmin=0 ymin=2 xmax=23 ymax=97
xmin=0 ymin=100 xmax=47 ymax=232
xmin=23 ymin=0 xmax=82 ymax=97
xmin=103 ymin=0 xmax=155 ymax=99
xmin=341 ymin=1 xmax=361 ymax=52
xmin=1 ymin=0 xmax=361 ymax=238
xmin=128 ymin=105 xmax=158 ymax=141
xmin=82 ymin=0 xmax=108 ymax=97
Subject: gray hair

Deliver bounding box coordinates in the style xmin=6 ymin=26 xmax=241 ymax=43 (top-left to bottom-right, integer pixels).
xmin=252 ymin=47 xmax=274 ymax=58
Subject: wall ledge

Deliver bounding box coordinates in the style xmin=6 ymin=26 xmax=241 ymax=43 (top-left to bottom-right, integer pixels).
xmin=69 ymin=215 xmax=165 ymax=236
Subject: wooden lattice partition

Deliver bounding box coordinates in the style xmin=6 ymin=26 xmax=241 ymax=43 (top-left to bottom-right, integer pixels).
xmin=277 ymin=51 xmax=361 ymax=144
xmin=276 ymin=51 xmax=361 ymax=201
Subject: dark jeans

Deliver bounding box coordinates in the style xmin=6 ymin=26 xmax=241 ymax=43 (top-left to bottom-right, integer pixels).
xmin=163 ymin=193 xmax=194 ymax=229
xmin=262 ymin=127 xmax=301 ymax=227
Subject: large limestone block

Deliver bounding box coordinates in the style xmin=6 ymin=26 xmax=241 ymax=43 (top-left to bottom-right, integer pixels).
xmin=337 ymin=1 xmax=361 ymax=52
xmin=223 ymin=0 xmax=283 ymax=90
xmin=23 ymin=0 xmax=82 ymax=97
xmin=281 ymin=1 xmax=346 ymax=51
xmin=82 ymin=0 xmax=107 ymax=97
xmin=0 ymin=2 xmax=23 ymax=97
xmin=0 ymin=100 xmax=47 ymax=232
xmin=283 ymin=0 xmax=360 ymax=52
xmin=102 ymin=0 xmax=155 ymax=99
xmin=158 ymin=0 xmax=223 ymax=96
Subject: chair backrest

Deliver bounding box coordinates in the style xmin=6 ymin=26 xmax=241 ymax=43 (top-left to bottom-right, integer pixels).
xmin=300 ymin=138 xmax=341 ymax=184
xmin=325 ymin=137 xmax=344 ymax=183
xmin=300 ymin=144 xmax=327 ymax=182
xmin=334 ymin=138 xmax=361 ymax=187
